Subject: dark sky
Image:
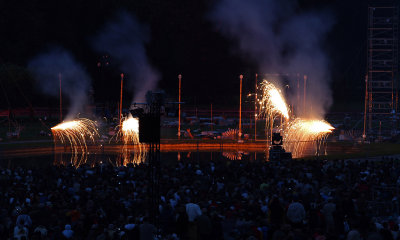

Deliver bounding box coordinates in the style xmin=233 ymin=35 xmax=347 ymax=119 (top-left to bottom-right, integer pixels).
xmin=0 ymin=0 xmax=371 ymax=111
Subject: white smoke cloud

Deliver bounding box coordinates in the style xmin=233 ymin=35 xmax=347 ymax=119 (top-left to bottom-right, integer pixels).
xmin=28 ymin=47 xmax=91 ymax=120
xmin=93 ymin=11 xmax=159 ymax=103
xmin=209 ymin=0 xmax=334 ymax=117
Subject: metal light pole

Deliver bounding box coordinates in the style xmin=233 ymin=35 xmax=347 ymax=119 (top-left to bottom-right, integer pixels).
xmin=297 ymin=73 xmax=300 ymax=116
xmin=119 ymin=73 xmax=124 ymax=125
xmin=303 ymin=75 xmax=307 ymax=116
xmin=363 ymin=75 xmax=368 ymax=139
xmin=211 ymin=103 xmax=213 ymax=131
xmin=255 ymin=73 xmax=258 ymax=141
xmin=59 ymin=73 xmax=62 ymax=122
xmin=239 ymin=74 xmax=243 ymax=139
xmin=178 ymin=74 xmax=182 ymax=139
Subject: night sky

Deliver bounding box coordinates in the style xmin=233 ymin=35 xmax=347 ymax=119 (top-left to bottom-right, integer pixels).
xmin=0 ymin=0 xmax=368 ymax=111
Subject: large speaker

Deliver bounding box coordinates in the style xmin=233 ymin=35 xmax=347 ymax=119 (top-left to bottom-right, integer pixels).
xmin=139 ymin=113 xmax=160 ymax=143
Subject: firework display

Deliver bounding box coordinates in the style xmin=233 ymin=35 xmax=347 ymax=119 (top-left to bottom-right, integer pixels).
xmin=283 ymin=118 xmax=334 ymax=158
xmin=259 ymin=80 xmax=290 ymax=125
xmin=121 ymin=117 xmax=140 ymax=144
xmin=49 ymin=79 xmax=334 ymax=164
xmin=51 ymin=118 xmax=99 ymax=166
xmin=258 ymin=80 xmax=334 ymax=158
xmin=114 ymin=116 xmax=147 ymax=166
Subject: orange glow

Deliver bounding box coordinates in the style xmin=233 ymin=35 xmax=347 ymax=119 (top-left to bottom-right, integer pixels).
xmin=259 ymin=80 xmax=290 ymax=120
xmin=283 ymin=118 xmax=334 ymax=158
xmin=51 ymin=118 xmax=99 ymax=167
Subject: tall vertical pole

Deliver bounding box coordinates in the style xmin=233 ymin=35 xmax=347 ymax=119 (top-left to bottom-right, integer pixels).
xmin=303 ymin=75 xmax=307 ymax=116
xmin=363 ymin=75 xmax=368 ymax=139
xmin=178 ymin=74 xmax=182 ymax=139
xmin=194 ymin=97 xmax=198 ymax=118
xmin=211 ymin=103 xmax=213 ymax=131
xmin=297 ymin=74 xmax=300 ymax=116
xmin=270 ymin=115 xmax=273 ymax=144
xmin=255 ymin=73 xmax=258 ymax=141
xmin=367 ymin=7 xmax=373 ymax=132
xmin=59 ymin=73 xmax=62 ymax=122
xmin=239 ymin=74 xmax=243 ymax=139
xmin=368 ymin=78 xmax=372 ymax=131
xmin=396 ymin=88 xmax=399 ymax=116
xmin=119 ymin=73 xmax=124 ymax=125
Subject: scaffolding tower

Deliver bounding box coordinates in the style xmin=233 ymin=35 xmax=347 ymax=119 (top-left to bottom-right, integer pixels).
xmin=365 ymin=2 xmax=399 ymax=138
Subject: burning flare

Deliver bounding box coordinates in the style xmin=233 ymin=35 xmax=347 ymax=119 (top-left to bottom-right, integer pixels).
xmin=121 ymin=117 xmax=140 ymax=143
xmin=51 ymin=118 xmax=99 ymax=166
xmin=283 ymin=118 xmax=334 ymax=158
xmin=112 ymin=115 xmax=147 ymax=166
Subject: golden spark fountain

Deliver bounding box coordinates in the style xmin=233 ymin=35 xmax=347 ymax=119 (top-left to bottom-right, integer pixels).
xmin=112 ymin=115 xmax=147 ymax=166
xmin=51 ymin=118 xmax=99 ymax=167
xmin=257 ymin=80 xmax=334 ymax=158
xmin=259 ymin=80 xmax=290 ymax=141
xmin=259 ymin=80 xmax=290 ymax=120
xmin=283 ymin=118 xmax=334 ymax=158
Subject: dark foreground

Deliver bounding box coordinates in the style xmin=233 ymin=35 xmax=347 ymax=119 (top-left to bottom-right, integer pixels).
xmin=2 ymin=156 xmax=400 ymax=240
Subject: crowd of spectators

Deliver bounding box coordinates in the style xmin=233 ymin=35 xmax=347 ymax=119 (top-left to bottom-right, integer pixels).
xmin=1 ymin=156 xmax=400 ymax=239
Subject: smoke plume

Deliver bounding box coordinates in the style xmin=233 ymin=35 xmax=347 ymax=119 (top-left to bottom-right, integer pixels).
xmin=93 ymin=11 xmax=159 ymax=103
xmin=28 ymin=48 xmax=91 ymax=120
xmin=209 ymin=0 xmax=334 ymax=117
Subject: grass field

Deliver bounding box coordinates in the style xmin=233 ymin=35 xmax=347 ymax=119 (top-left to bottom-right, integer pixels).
xmin=304 ymin=141 xmax=400 ymax=160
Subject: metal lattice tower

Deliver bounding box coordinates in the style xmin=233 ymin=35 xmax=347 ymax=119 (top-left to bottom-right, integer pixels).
xmin=366 ymin=3 xmax=399 ymax=137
